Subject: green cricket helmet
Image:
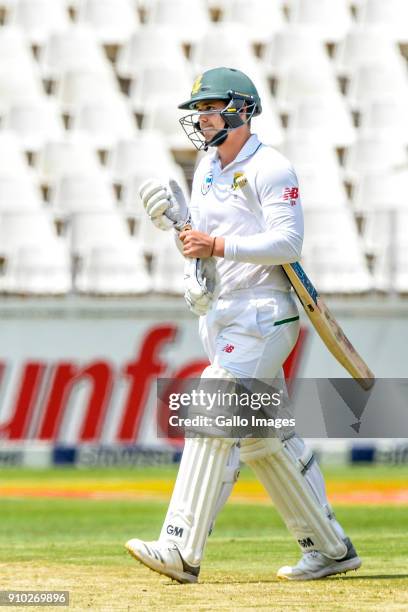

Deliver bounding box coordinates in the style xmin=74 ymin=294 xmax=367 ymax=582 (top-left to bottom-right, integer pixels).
xmin=178 ymin=67 xmax=262 ymax=150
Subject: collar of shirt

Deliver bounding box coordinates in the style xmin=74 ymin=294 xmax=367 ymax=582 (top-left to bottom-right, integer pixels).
xmin=210 ymin=133 xmax=262 ymax=172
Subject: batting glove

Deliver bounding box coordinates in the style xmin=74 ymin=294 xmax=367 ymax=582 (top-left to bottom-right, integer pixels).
xmin=139 ymin=178 xmax=191 ymax=231
xmin=184 ymin=257 xmax=217 ymax=316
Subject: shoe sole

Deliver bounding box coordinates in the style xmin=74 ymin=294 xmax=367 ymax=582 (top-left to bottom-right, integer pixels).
xmin=125 ymin=543 xmax=198 ymax=584
xmin=277 ymin=556 xmax=362 ymax=581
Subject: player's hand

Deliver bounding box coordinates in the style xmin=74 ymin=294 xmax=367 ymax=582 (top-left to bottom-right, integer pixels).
xmin=179 ymin=229 xmax=215 ymax=258
xmin=184 ymin=257 xmax=217 ymax=316
xmin=139 ymin=178 xmax=190 ymax=231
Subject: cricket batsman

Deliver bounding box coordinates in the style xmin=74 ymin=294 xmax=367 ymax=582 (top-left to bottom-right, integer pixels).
xmin=125 ymin=67 xmax=361 ymax=582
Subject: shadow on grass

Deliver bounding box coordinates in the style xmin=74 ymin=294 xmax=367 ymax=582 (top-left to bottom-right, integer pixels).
xmin=331 ymin=573 xmax=408 ymax=581
xmin=164 ymin=573 xmax=408 ymax=586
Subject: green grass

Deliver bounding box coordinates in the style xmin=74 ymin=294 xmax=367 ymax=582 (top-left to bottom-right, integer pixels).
xmin=0 ymin=466 xmax=407 ymax=611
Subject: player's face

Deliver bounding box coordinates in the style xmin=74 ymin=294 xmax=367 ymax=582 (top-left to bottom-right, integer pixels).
xmin=195 ymin=100 xmax=226 ymax=142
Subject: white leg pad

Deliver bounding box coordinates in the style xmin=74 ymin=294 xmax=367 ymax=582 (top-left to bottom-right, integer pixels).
xmin=240 ymin=438 xmax=347 ymax=559
xmin=284 ymin=435 xmax=346 ymax=541
xmin=209 ymin=442 xmax=240 ymax=535
xmin=160 ymin=436 xmax=236 ymax=566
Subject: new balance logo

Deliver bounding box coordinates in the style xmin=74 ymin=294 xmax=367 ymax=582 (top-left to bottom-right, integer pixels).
xmin=166 ymin=525 xmax=184 ymax=537
xmin=222 ymin=344 xmax=235 ymax=353
xmin=283 ymin=187 xmax=299 ymax=202
xmin=298 ymin=537 xmax=314 ymax=548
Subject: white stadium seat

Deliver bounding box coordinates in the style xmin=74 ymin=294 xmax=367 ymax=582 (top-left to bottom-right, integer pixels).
xmin=295 ymin=164 xmax=349 ymax=209
xmin=0 ymin=174 xmax=43 ymax=211
xmin=75 ymin=0 xmax=140 ymax=46
xmin=68 ymin=98 xmax=138 ymax=150
xmin=250 ymin=105 xmax=285 ymax=148
xmin=0 ymin=239 xmax=71 ymax=295
xmin=343 ymin=136 xmax=407 ymax=183
xmin=0 ymin=62 xmax=44 ymax=112
xmin=149 ymin=230 xmax=185 ymax=294
xmin=302 ymin=208 xmax=372 ymax=292
xmin=0 ymin=132 xmax=32 ymax=175
xmin=362 ymin=209 xmax=408 ymax=292
xmin=280 ymin=135 xmax=341 ymax=176
xmin=129 ymin=64 xmax=192 ymax=114
xmin=2 ymin=99 xmax=65 ymax=152
xmin=107 ymin=131 xmax=177 ymax=184
xmin=0 ymin=209 xmax=58 ymax=256
xmin=191 ymin=24 xmax=260 ymax=74
xmin=288 ymin=0 xmax=353 ymax=44
xmin=49 ymin=172 xmax=117 ymax=215
xmin=75 ymin=240 xmax=151 ymax=295
xmin=0 ymin=25 xmax=36 ymax=67
xmin=55 ymin=68 xmax=121 ymax=113
xmin=68 ymin=210 xmax=136 ymax=293
xmin=347 ymin=60 xmax=408 ymax=111
xmin=356 ymin=0 xmax=408 ymax=44
xmin=394 ymin=211 xmax=408 ymax=292
xmin=116 ymin=26 xmax=188 ymax=80
xmin=220 ymin=0 xmax=286 ymax=45
xmin=275 ymin=59 xmax=340 ymax=112
xmin=38 ymin=26 xmax=112 ymax=80
xmin=69 ymin=209 xmax=132 ymax=258
xmin=359 ymin=98 xmax=408 ymax=145
xmin=245 ymin=69 xmax=285 ymax=146
xmin=145 ymin=0 xmax=210 ymax=45
xmin=262 ymin=25 xmax=329 ymax=78
xmin=334 ymin=25 xmax=403 ymax=78
xmin=352 ymin=170 xmax=408 ymax=212
xmin=37 ymin=135 xmax=102 ymax=184
xmin=287 ymin=95 xmax=356 ymax=149
xmin=141 ymin=98 xmax=195 ymax=151
xmin=5 ymin=0 xmax=71 ymax=46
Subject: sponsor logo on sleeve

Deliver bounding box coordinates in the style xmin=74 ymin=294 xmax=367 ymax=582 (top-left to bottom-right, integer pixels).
xmin=283 ymin=187 xmax=299 ymax=205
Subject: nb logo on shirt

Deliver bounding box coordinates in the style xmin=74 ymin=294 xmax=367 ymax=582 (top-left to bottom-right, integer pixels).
xmin=283 ymin=187 xmax=299 ymax=204
xmin=222 ymin=344 xmax=235 ymax=353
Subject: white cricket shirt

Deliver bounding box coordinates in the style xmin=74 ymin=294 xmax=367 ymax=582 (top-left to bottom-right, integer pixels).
xmin=190 ymin=134 xmax=304 ymax=297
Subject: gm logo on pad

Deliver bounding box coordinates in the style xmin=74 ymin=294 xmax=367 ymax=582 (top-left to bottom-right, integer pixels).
xmin=166 ymin=525 xmax=184 ymax=537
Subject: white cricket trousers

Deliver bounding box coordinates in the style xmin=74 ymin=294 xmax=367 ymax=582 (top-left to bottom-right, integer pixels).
xmin=199 ymin=286 xmax=346 ymax=541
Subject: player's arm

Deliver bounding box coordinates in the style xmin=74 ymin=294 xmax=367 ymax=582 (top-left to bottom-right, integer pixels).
xmin=181 ymin=161 xmax=303 ymax=263
xmin=223 ymin=163 xmax=303 ymax=264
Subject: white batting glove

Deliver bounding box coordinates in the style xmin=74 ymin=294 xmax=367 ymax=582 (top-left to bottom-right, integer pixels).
xmin=139 ymin=178 xmax=191 ymax=231
xmin=184 ymin=257 xmax=217 ymax=316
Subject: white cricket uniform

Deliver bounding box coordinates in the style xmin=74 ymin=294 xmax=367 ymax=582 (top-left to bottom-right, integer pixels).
xmin=190 ymin=134 xmax=303 ymax=384
xmin=191 ymin=136 xmax=347 ymax=544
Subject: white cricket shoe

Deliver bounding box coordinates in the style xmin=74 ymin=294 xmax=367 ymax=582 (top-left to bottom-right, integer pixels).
xmin=125 ymin=538 xmax=200 ymax=584
xmin=277 ymin=538 xmax=362 ymax=581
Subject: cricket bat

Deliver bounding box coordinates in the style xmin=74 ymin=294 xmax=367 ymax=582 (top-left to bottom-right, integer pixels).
xmin=235 ymin=175 xmax=375 ymax=390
